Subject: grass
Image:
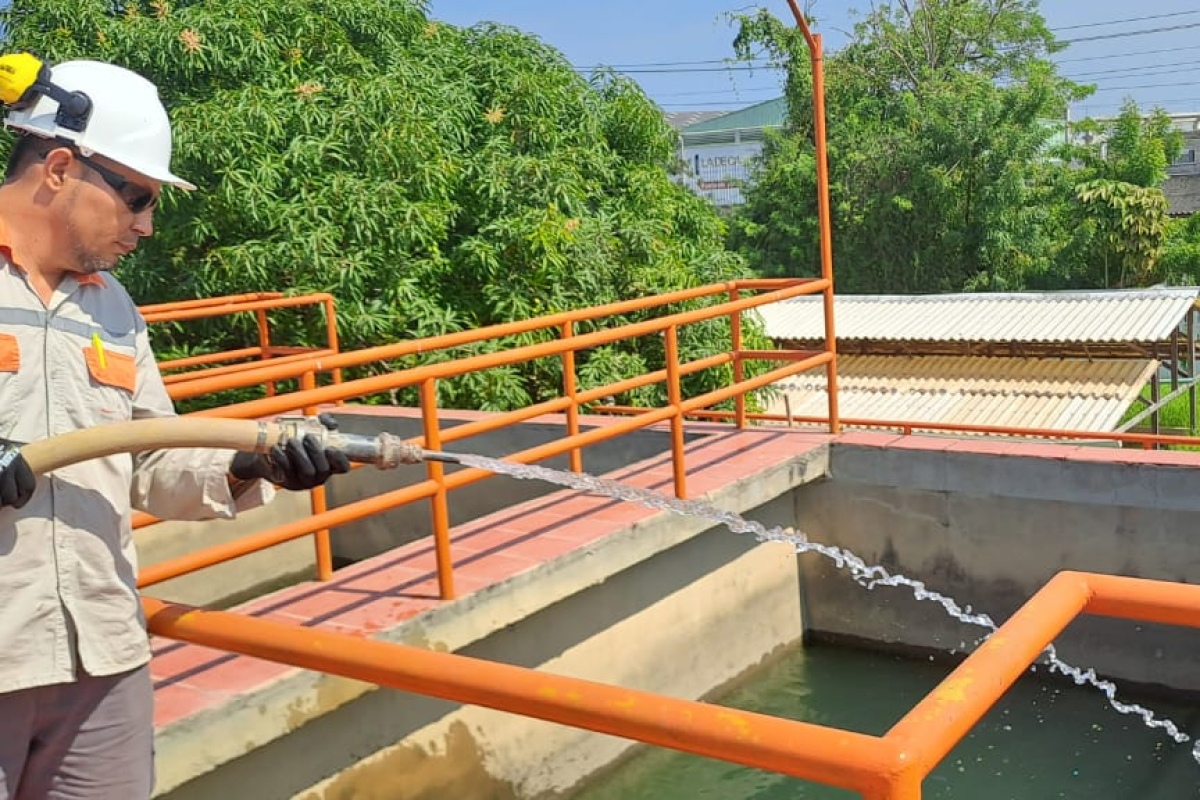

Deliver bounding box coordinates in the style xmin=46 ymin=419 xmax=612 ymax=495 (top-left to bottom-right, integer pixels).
xmin=1118 ymin=382 xmax=1200 ymax=448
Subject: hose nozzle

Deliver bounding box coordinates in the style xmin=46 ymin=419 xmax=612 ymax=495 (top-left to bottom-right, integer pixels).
xmin=273 ymin=416 xmax=460 ymax=469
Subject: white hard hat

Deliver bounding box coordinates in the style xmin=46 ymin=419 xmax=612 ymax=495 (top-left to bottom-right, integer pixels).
xmin=5 ymin=60 xmax=195 ymax=190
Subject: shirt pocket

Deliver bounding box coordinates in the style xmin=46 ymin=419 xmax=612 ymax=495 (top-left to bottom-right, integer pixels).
xmin=84 ymin=345 xmax=136 ymax=393
xmin=0 ymin=333 xmax=19 ymax=373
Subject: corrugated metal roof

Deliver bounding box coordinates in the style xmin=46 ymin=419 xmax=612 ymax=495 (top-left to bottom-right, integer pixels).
xmin=766 ymin=356 xmax=1158 ymax=433
xmin=663 ymin=110 xmax=728 ymax=131
xmin=756 ymin=288 xmax=1200 ymax=344
xmin=681 ymin=97 xmax=787 ymax=133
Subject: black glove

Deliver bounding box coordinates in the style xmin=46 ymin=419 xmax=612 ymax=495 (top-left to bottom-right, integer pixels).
xmin=0 ymin=439 xmax=35 ymax=510
xmin=229 ymin=414 xmax=351 ymax=491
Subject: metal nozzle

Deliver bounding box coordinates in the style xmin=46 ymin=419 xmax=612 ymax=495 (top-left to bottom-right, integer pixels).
xmin=336 ymin=434 xmax=461 ymax=468
xmin=273 ymin=416 xmax=462 ymax=469
xmin=419 ymin=450 xmax=462 ymax=464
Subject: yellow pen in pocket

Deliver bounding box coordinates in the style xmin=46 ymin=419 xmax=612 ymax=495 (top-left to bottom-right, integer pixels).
xmin=91 ymin=332 xmax=107 ymax=370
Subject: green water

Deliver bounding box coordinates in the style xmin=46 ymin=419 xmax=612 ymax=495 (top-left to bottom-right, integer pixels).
xmin=575 ymin=643 xmax=1200 ymax=799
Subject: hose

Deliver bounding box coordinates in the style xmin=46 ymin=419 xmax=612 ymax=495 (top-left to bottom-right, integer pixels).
xmin=18 ymin=416 xmax=432 ymax=477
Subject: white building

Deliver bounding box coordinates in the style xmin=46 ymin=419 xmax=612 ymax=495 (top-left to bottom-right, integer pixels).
xmin=668 ymin=97 xmax=786 ymax=208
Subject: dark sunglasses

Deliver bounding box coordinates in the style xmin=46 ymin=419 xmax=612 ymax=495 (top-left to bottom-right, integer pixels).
xmin=74 ymin=154 xmax=159 ymax=214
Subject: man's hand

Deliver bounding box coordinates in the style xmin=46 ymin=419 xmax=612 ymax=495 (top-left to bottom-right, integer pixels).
xmin=0 ymin=439 xmax=35 ymax=509
xmin=229 ymin=414 xmax=351 ymax=491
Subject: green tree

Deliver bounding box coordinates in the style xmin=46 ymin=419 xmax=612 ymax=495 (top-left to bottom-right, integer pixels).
xmin=1048 ymin=101 xmax=1183 ymax=288
xmin=3 ymin=0 xmax=767 ymax=411
xmin=1159 ymin=215 xmax=1200 ymax=287
xmin=729 ymin=0 xmax=1084 ymax=293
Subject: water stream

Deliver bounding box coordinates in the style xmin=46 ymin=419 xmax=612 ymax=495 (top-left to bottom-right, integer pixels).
xmin=449 ymin=452 xmax=1200 ymax=769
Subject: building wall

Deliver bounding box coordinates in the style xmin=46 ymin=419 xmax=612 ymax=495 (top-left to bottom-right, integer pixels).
xmin=676 ymin=134 xmax=765 ymax=207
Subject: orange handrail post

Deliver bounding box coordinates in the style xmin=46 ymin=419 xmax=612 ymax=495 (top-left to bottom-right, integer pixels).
xmin=886 ymin=572 xmax=1092 ymax=787
xmin=301 ymin=371 xmax=335 ymax=581
xmin=323 ymin=294 xmax=344 ymax=398
xmin=255 ymin=307 xmax=276 ymax=397
xmin=730 ymin=285 xmax=748 ymax=429
xmin=562 ymin=321 xmax=583 ymax=473
xmin=785 ymin=1 xmax=840 ymax=435
xmin=664 ymin=325 xmax=688 ymax=499
xmin=420 ymin=378 xmax=456 ymax=600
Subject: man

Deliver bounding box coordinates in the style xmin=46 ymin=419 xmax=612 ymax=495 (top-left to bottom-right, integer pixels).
xmin=0 ymin=58 xmax=349 ymax=799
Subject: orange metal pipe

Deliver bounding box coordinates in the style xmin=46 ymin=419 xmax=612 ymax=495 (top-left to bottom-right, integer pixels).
xmin=420 ymin=379 xmax=456 ymax=600
xmin=322 ymin=295 xmax=343 ymax=391
xmin=885 ymin=572 xmax=1092 ymax=775
xmin=738 ymin=349 xmax=825 ymax=361
xmin=162 ymin=350 xmax=335 ymax=383
xmin=167 ymin=284 xmax=745 ymax=393
xmin=694 ymin=409 xmax=1200 ymax=451
xmin=387 ymin=348 xmax=721 ymax=451
xmin=137 ymin=292 xmax=282 ymax=315
xmin=730 ymin=287 xmax=747 ymax=429
xmin=785 ymin=1 xmax=841 ymax=437
xmin=301 ymin=371 xmax=334 ymax=581
xmin=599 ymin=355 xmax=832 ymax=425
xmin=734 ymin=277 xmax=823 ymax=291
xmin=664 ymin=326 xmax=688 ymax=498
xmin=141 ymin=596 xmax=902 ymax=793
xmin=560 ymin=321 xmax=584 ymax=473
xmin=1082 ymin=571 xmax=1200 ymax=628
xmin=568 ymin=354 xmax=733 ymax=410
xmin=160 ymin=347 xmax=264 ymax=374
xmin=140 ymin=293 xmax=335 ymax=323
xmin=679 ymin=354 xmax=833 ymax=414
xmin=170 ymin=280 xmax=828 ymax=405
xmin=255 ymin=306 xmax=276 ymax=397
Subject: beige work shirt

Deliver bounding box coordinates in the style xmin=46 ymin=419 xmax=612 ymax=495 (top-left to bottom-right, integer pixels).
xmin=0 ymin=241 xmax=271 ymax=693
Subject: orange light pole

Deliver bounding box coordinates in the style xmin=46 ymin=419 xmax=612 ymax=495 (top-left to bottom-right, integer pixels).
xmin=785 ymin=1 xmax=840 ymax=434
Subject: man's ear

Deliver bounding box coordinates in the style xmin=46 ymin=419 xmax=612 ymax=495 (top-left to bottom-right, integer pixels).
xmin=38 ymin=147 xmax=74 ymax=192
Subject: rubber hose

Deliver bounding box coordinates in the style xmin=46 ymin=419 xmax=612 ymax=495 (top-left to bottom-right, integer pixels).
xmin=19 ymin=418 xmax=278 ymax=477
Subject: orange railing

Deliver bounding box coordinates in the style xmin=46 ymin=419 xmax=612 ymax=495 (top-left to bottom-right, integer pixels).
xmin=136 ymin=278 xmax=838 ymax=590
xmin=143 ymin=571 xmax=1200 ymax=799
xmin=642 ymin=409 xmax=1200 ymax=450
xmin=140 ymin=291 xmax=342 ymax=396
xmin=133 ymin=5 xmax=1200 ymax=795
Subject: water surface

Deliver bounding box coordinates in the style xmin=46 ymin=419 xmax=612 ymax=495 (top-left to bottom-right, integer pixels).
xmin=575 ymin=643 xmax=1200 ymax=799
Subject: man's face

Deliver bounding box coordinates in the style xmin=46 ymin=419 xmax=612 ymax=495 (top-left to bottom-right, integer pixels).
xmin=59 ymin=149 xmax=161 ymax=276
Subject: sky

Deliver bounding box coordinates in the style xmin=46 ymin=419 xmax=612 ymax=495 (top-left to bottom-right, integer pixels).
xmin=425 ymin=1 xmax=1200 ymax=120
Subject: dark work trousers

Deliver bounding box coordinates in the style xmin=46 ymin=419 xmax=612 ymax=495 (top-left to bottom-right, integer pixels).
xmin=0 ymin=665 xmax=153 ymax=800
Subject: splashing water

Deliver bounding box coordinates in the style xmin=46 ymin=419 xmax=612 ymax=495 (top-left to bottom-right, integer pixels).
xmin=450 ymin=452 xmax=1199 ymax=766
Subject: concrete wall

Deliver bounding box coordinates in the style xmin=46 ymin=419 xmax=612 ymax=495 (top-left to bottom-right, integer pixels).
xmin=158 ymin=520 xmax=805 ymax=800
xmin=794 ymin=442 xmax=1200 ymax=693
xmin=293 ymin=534 xmax=802 ymax=800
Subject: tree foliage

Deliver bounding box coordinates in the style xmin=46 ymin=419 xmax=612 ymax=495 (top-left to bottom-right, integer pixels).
xmin=2 ymin=0 xmax=767 ymax=410
xmin=727 ymin=0 xmax=1189 ymax=294
xmin=1041 ymin=101 xmax=1184 ymax=288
